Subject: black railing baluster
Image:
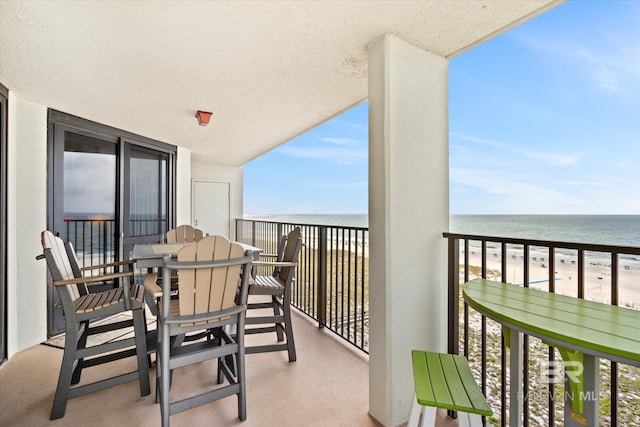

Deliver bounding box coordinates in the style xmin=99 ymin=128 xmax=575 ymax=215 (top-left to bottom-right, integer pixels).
xmin=611 ymin=251 xmax=619 ymax=427
xmin=578 ymin=249 xmax=585 ymax=298
xmin=447 ymin=236 xmax=459 ymax=356
xmin=317 ymin=226 xmax=327 ymax=329
xmin=464 ymin=239 xmax=469 ymax=359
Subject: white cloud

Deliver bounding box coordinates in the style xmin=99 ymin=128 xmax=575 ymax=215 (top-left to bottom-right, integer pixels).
xmin=622 ymin=199 xmax=640 ymax=212
xmin=278 ymin=135 xmax=367 ymax=164
xmin=279 ymin=145 xmax=366 ymax=165
xmin=312 ymin=181 xmax=366 ymax=189
xmin=331 ymin=119 xmax=368 ymax=132
xmin=320 ymin=137 xmax=364 ymax=146
xmin=513 ymin=18 xmax=640 ymax=94
xmin=450 ymin=167 xmax=585 ymax=214
xmin=450 ymin=132 xmax=580 ymax=166
xmin=560 ymin=180 xmax=605 ymax=187
xmin=520 ymin=149 xmax=579 ymax=166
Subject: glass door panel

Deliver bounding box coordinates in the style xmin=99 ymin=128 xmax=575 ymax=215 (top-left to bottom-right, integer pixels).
xmin=122 ymin=144 xmax=169 ymax=260
xmin=62 ymin=133 xmax=117 ymax=268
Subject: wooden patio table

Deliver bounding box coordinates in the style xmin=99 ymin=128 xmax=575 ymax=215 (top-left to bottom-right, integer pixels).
xmin=132 ymin=241 xmax=262 ymax=269
xmin=463 ymin=278 xmax=640 ymax=427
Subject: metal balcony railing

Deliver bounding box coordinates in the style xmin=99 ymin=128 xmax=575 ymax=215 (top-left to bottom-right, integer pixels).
xmin=444 ymin=232 xmax=640 ymax=427
xmin=236 ymin=219 xmax=370 ymax=353
xmin=67 ymin=217 xmax=638 ymax=424
xmin=63 ymin=218 xmax=166 ymax=271
xmin=63 ymin=219 xmax=116 ymax=270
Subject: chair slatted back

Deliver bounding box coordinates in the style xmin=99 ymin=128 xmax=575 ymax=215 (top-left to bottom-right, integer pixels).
xmin=277 ymin=227 xmax=302 ymax=282
xmin=41 ymin=230 xmax=81 ymax=300
xmin=177 ymin=235 xmax=245 ymax=316
xmin=166 ymin=224 xmax=204 ymax=244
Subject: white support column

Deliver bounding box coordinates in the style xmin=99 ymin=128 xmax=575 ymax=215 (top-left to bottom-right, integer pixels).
xmin=367 ymin=34 xmax=449 ymax=426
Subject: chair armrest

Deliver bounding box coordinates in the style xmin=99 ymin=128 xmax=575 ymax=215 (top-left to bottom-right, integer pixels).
xmin=53 ymin=270 xmax=133 ymax=286
xmin=252 ymin=261 xmax=297 ymax=267
xmin=80 ymin=260 xmax=136 ymax=272
xmin=143 ymin=274 xmax=162 ymax=298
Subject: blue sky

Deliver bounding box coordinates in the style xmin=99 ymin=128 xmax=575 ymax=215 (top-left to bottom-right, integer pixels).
xmin=244 ymin=1 xmax=640 ymax=216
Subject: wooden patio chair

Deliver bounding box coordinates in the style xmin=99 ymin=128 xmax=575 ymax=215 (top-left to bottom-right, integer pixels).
xmin=245 ymin=227 xmax=302 ymax=362
xmin=38 ymin=230 xmax=150 ymax=420
xmin=165 ymin=224 xmax=203 ymax=243
xmin=143 ymin=235 xmax=253 ymax=426
xmin=161 ymin=224 xmax=204 ymax=292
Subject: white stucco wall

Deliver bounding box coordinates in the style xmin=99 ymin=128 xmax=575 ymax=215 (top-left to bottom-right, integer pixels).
xmin=368 ymin=34 xmax=449 ymax=427
xmin=6 ymin=94 xmax=48 ymax=356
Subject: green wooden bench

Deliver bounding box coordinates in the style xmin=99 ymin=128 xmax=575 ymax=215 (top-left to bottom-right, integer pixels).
xmin=409 ymin=350 xmax=492 ymax=427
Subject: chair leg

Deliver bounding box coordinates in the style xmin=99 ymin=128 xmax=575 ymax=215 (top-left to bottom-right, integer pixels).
xmin=168 ymin=334 xmax=185 ymax=388
xmin=408 ymin=397 xmax=421 ymax=427
xmin=272 ymin=296 xmax=285 ymax=342
xmin=51 ymin=323 xmax=80 ymax=420
xmin=462 ymin=412 xmax=484 ymax=427
xmin=159 ymin=328 xmax=171 ymax=427
xmin=154 ymin=351 xmax=162 ymax=404
xmin=420 ymin=406 xmax=436 ymax=427
xmin=71 ymin=321 xmax=89 ymax=385
xmin=407 ymin=396 xmax=436 ymax=427
xmin=282 ymin=295 xmax=296 ymax=362
xmin=237 ymin=341 xmax=246 ymax=421
xmin=132 ymin=307 xmax=151 ymax=396
xmin=214 ymin=328 xmax=230 ymax=385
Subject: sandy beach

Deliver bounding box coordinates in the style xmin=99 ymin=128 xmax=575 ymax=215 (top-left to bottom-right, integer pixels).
xmin=464 ymin=247 xmax=640 ymax=309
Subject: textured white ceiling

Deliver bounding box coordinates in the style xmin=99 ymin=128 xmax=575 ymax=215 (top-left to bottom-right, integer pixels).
xmin=0 ymin=0 xmax=562 ymax=165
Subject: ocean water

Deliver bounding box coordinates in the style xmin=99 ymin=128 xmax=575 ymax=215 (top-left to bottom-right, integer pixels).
xmin=244 ymin=214 xmax=640 ymax=247
xmin=243 ymin=214 xmax=369 ymax=228
xmin=450 ymin=215 xmax=640 ymax=247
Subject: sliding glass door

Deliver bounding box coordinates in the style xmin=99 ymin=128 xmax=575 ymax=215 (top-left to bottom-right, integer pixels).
xmin=47 ymin=111 xmax=175 ymax=336
xmin=122 ymin=143 xmax=171 ymax=259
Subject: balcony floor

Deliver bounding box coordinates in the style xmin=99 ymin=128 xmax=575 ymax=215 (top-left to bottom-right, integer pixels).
xmin=0 ymin=306 xmax=457 ymax=426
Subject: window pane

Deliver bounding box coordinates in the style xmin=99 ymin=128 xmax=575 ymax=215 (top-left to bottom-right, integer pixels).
xmin=63 ymin=133 xmax=116 ymax=267
xmin=129 ymin=149 xmax=166 ymax=236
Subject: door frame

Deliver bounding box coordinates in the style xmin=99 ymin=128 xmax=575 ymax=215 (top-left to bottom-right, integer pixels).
xmin=46 ymin=110 xmax=176 ymax=336
xmin=0 ymin=83 xmax=8 ymax=364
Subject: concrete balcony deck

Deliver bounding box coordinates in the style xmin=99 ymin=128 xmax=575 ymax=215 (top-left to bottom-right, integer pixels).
xmin=0 ymin=307 xmax=380 ymax=427
xmin=1 ymin=306 xmax=460 ymax=427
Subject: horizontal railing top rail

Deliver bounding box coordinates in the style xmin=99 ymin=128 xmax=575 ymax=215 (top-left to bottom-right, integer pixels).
xmin=239 ymin=218 xmax=369 ymax=231
xmin=443 ymin=231 xmax=640 ymax=255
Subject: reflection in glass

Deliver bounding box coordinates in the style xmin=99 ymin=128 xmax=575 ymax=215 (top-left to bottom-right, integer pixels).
xmin=129 ymin=150 xmax=167 ymax=236
xmin=63 ymin=133 xmax=117 ymax=266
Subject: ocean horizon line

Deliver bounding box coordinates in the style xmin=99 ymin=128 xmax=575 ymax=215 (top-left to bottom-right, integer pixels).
xmin=243 ymin=213 xmax=640 ymax=248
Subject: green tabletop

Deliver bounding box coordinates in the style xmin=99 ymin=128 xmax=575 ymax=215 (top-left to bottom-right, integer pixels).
xmin=463 ymin=278 xmax=640 ymax=367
